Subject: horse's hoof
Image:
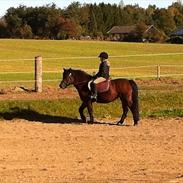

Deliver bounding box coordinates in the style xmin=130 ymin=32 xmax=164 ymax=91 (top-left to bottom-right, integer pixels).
xmin=88 ymin=121 xmax=94 ymax=124
xmin=81 ymin=118 xmax=87 ymax=123
xmin=117 ymin=121 xmax=125 ymax=126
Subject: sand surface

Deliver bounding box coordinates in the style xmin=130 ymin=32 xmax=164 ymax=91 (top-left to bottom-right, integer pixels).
xmin=0 ymin=118 xmax=182 ymax=183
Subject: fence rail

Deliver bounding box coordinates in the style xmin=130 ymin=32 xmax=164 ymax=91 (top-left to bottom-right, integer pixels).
xmin=0 ymin=65 xmax=183 ymax=83
xmin=0 ymin=55 xmax=183 ymax=91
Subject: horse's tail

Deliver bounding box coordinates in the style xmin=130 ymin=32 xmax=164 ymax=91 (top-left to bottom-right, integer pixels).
xmin=129 ymin=80 xmax=140 ymax=125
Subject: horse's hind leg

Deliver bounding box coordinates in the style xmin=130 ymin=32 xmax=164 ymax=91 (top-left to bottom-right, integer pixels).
xmin=117 ymin=98 xmax=129 ymax=125
xmin=129 ymin=103 xmax=139 ymax=126
xmin=79 ymin=102 xmax=87 ymax=123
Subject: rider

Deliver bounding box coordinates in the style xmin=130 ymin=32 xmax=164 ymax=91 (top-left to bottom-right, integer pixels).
xmin=90 ymin=51 xmax=110 ymax=101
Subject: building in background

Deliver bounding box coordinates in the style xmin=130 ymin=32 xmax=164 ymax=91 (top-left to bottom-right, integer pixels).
xmin=107 ymin=25 xmax=167 ymax=42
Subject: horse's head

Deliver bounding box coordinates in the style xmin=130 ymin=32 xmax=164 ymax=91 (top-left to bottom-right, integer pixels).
xmin=59 ymin=68 xmax=92 ymax=89
xmin=59 ymin=68 xmax=75 ymax=89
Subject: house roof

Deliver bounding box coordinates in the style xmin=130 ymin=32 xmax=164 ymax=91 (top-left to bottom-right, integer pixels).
xmin=107 ymin=26 xmax=136 ymax=34
xmin=107 ymin=25 xmax=159 ymax=34
xmin=171 ymin=27 xmax=183 ymax=36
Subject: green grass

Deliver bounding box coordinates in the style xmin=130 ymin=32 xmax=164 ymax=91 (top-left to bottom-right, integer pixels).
xmin=0 ymin=39 xmax=183 ymax=81
xmin=140 ymin=90 xmax=183 ymax=117
xmin=0 ymin=89 xmax=183 ymax=121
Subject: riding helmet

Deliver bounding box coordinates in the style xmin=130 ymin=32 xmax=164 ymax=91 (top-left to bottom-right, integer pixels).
xmin=98 ymin=52 xmax=108 ymax=59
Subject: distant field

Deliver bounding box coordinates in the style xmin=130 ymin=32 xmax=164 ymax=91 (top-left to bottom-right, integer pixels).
xmin=0 ymin=39 xmax=183 ymax=84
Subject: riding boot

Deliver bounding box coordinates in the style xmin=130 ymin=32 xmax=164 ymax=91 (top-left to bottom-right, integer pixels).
xmin=91 ymin=82 xmax=97 ymax=102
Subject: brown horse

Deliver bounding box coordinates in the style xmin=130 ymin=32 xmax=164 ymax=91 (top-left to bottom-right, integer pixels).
xmin=59 ymin=68 xmax=139 ymax=125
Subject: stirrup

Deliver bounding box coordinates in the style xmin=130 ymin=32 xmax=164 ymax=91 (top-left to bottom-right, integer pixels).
xmin=91 ymin=95 xmax=97 ymax=101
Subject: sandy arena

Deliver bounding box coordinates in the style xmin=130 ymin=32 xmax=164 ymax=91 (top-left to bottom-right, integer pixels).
xmin=0 ymin=118 xmax=182 ymax=183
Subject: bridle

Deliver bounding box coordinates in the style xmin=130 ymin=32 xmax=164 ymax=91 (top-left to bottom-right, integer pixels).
xmin=62 ymin=73 xmax=90 ymax=87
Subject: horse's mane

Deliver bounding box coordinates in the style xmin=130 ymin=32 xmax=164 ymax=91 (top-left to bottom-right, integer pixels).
xmin=72 ymin=69 xmax=92 ymax=79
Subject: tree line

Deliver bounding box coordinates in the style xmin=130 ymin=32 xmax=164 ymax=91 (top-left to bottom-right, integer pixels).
xmin=0 ymin=1 xmax=183 ymax=40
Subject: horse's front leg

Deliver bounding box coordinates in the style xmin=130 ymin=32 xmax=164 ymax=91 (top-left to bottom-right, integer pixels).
xmin=87 ymin=100 xmax=94 ymax=124
xmin=79 ymin=102 xmax=87 ymax=123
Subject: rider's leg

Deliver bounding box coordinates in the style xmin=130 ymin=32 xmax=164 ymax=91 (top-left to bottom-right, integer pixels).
xmin=90 ymin=77 xmax=106 ymax=101
xmin=90 ymin=81 xmax=97 ymax=101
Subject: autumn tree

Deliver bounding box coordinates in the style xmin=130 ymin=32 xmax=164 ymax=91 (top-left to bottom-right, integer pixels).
xmin=1 ymin=1 xmax=183 ymax=40
xmin=0 ymin=18 xmax=8 ymax=37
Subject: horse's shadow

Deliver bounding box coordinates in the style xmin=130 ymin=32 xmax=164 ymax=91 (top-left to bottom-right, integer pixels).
xmin=0 ymin=107 xmax=81 ymax=124
xmin=0 ymin=107 xmax=123 ymax=126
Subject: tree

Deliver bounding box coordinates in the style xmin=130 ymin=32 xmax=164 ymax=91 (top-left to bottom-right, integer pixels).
xmin=19 ymin=24 xmax=32 ymax=38
xmin=136 ymin=22 xmax=147 ymax=37
xmin=1 ymin=1 xmax=183 ymax=40
xmin=0 ymin=18 xmax=8 ymax=37
xmin=5 ymin=8 xmax=22 ymax=37
xmin=168 ymin=2 xmax=183 ymax=27
xmin=153 ymin=8 xmax=176 ymax=35
xmin=88 ymin=4 xmax=98 ymax=37
xmin=56 ymin=17 xmax=77 ymax=39
xmin=64 ymin=2 xmax=83 ymax=37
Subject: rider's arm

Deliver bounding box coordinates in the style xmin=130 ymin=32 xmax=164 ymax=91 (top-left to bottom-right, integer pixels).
xmin=93 ymin=62 xmax=103 ymax=79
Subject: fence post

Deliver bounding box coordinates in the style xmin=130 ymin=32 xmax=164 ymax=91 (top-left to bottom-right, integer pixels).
xmin=157 ymin=64 xmax=160 ymax=80
xmin=35 ymin=56 xmax=42 ymax=92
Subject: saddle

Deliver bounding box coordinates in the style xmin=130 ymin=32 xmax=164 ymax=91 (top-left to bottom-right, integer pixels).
xmin=88 ymin=79 xmax=111 ymax=93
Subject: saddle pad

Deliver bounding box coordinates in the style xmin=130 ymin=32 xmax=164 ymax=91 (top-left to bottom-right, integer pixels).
xmin=96 ymin=79 xmax=110 ymax=93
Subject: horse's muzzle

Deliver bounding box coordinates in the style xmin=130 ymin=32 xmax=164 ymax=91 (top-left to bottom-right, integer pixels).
xmin=59 ymin=81 xmax=67 ymax=89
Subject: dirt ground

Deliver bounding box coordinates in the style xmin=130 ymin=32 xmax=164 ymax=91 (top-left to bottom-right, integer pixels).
xmin=0 ymin=79 xmax=183 ymax=182
xmin=0 ymin=118 xmax=182 ymax=183
xmin=0 ymin=87 xmax=77 ymax=101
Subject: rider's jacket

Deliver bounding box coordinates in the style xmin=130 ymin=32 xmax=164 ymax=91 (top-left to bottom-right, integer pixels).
xmin=93 ymin=60 xmax=110 ymax=79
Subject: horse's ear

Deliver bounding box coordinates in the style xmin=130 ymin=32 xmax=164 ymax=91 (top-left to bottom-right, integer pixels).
xmin=69 ymin=68 xmax=72 ymax=71
xmin=63 ymin=68 xmax=66 ymax=71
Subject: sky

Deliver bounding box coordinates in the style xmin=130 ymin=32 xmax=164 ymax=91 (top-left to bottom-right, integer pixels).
xmin=0 ymin=0 xmax=178 ymax=16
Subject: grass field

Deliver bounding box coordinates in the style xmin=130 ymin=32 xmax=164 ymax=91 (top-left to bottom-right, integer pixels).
xmin=0 ymin=39 xmax=183 ymax=119
xmin=0 ymin=39 xmax=183 ymax=82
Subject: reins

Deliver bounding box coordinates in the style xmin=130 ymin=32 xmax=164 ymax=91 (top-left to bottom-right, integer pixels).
xmin=74 ymin=79 xmax=90 ymax=86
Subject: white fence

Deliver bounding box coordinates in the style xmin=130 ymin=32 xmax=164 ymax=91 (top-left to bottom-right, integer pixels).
xmin=0 ymin=65 xmax=183 ymax=88
xmin=0 ymin=55 xmax=183 ymax=86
